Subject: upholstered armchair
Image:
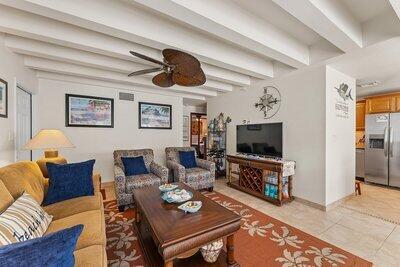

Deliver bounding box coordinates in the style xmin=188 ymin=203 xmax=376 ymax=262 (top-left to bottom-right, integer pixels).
xmin=113 ymin=149 xmax=168 ymax=211
xmin=165 ymin=147 xmax=215 ymax=191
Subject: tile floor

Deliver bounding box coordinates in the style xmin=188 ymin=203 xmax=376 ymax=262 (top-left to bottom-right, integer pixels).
xmin=102 ymin=179 xmax=400 ymax=266
xmin=342 ymin=183 xmax=400 ymax=225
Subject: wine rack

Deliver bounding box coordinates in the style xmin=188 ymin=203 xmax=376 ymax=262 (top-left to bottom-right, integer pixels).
xmin=227 ymin=154 xmax=294 ymax=206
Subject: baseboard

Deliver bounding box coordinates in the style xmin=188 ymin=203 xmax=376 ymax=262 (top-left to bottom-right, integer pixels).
xmin=295 ymin=193 xmax=354 ymax=212
xmin=294 ymin=197 xmax=326 ymax=211
xmin=325 ymin=193 xmax=354 ymax=212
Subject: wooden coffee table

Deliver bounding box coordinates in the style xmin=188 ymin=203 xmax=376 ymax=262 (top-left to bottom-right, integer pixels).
xmin=132 ymin=182 xmax=241 ymax=267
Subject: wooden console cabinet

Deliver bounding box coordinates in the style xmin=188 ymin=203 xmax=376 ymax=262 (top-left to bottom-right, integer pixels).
xmin=226 ymin=155 xmax=294 ymax=206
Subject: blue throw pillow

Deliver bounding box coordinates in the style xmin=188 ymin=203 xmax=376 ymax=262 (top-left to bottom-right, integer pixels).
xmin=0 ymin=224 xmax=83 ymax=267
xmin=43 ymin=159 xmax=95 ymax=206
xmin=121 ymin=156 xmax=148 ymax=176
xmin=179 ymin=151 xmax=197 ymax=168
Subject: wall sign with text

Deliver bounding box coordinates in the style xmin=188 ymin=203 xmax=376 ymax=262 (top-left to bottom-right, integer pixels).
xmin=334 ymin=83 xmax=353 ymax=119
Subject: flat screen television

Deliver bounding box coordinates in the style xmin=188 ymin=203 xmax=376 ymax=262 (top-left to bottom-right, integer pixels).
xmin=236 ymin=123 xmax=283 ymax=157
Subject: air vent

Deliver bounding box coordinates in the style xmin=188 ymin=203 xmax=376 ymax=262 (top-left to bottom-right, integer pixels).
xmin=119 ymin=92 xmax=135 ymax=101
xmin=357 ymin=81 xmax=380 ymax=88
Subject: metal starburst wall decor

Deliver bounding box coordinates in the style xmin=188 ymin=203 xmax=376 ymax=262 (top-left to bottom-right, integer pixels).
xmin=254 ymin=86 xmax=281 ymax=119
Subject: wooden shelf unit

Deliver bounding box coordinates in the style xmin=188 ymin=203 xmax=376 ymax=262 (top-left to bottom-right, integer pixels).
xmin=226 ymin=155 xmax=294 ymax=206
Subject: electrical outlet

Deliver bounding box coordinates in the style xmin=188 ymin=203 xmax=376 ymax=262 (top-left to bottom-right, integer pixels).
xmin=8 ymin=130 xmax=14 ymax=141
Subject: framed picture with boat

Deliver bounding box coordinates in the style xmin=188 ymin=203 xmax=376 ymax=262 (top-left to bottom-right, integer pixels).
xmin=66 ymin=94 xmax=114 ymax=128
xmin=139 ymin=102 xmax=172 ymax=129
xmin=0 ymin=78 xmax=8 ymax=118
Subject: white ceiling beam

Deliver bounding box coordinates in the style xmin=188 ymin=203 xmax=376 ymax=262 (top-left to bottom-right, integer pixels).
xmin=390 ymin=0 xmax=400 ymax=21
xmin=132 ymin=0 xmax=309 ymax=69
xmin=35 ymin=71 xmax=206 ymax=101
xmin=273 ymin=0 xmax=362 ymax=52
xmin=0 ymin=5 xmax=250 ymax=87
xmin=202 ymin=64 xmax=249 ymax=87
xmin=23 ymin=56 xmax=218 ymax=97
xmin=0 ymin=0 xmax=273 ymax=79
xmin=5 ymin=36 xmax=232 ymax=93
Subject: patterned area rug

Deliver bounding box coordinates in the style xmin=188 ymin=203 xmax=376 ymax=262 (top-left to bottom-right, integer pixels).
xmin=104 ymin=191 xmax=372 ymax=267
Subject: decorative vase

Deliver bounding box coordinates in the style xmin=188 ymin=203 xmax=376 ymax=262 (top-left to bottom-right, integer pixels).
xmin=208 ymin=119 xmax=215 ymax=133
xmin=200 ymin=239 xmax=223 ymax=263
xmin=216 ymin=114 xmax=225 ymax=132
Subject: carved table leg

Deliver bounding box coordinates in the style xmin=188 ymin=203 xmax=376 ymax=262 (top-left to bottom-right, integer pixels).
xmin=135 ymin=209 xmax=140 ymax=223
xmin=227 ymin=234 xmax=238 ymax=266
xmin=164 ymin=260 xmax=173 ymax=267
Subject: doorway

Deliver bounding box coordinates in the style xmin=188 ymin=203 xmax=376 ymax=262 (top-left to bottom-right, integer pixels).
xmin=16 ymin=85 xmax=32 ymax=161
xmin=190 ymin=113 xmax=207 ymax=159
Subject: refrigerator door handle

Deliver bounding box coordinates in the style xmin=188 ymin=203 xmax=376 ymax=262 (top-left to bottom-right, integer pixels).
xmin=390 ymin=127 xmax=394 ymax=157
xmin=384 ymin=127 xmax=389 ymax=157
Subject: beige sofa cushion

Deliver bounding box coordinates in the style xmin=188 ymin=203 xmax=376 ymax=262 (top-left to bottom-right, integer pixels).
xmin=93 ymin=173 xmax=101 ymax=195
xmin=0 ymin=180 xmax=13 ymax=213
xmin=0 ymin=161 xmax=45 ymax=204
xmin=45 ymin=210 xmax=105 ymax=250
xmin=74 ymin=245 xmax=107 ymax=267
xmin=43 ymin=195 xmax=103 ymax=220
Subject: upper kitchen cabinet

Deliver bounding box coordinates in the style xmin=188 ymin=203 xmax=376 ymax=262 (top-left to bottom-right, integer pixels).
xmin=366 ymin=95 xmax=395 ymax=114
xmin=356 ymin=100 xmax=366 ymax=130
xmin=394 ymin=95 xmax=400 ymax=112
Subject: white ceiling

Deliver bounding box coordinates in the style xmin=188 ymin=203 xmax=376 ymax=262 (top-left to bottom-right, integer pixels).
xmin=232 ymin=0 xmax=322 ymax=45
xmin=340 ymin=0 xmax=392 ymax=22
xmin=329 ymin=37 xmax=400 ymax=97
xmin=0 ymin=0 xmax=399 ymax=104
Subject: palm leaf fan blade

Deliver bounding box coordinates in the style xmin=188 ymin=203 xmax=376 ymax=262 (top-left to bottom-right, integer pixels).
xmin=152 ymin=72 xmax=175 ymax=87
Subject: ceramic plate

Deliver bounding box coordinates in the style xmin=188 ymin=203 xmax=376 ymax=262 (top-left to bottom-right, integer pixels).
xmin=162 ymin=189 xmax=193 ymax=203
xmin=159 ymin=183 xmax=178 ymax=192
xmin=178 ymin=201 xmax=202 ymax=213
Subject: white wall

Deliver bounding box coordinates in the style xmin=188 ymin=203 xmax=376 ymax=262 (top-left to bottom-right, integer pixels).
xmin=0 ymin=33 xmax=38 ymax=166
xmin=35 ymin=79 xmax=183 ymax=182
xmin=325 ymin=66 xmax=356 ymax=205
xmin=208 ymin=64 xmax=356 ymax=207
xmin=208 ymin=66 xmax=327 ymax=205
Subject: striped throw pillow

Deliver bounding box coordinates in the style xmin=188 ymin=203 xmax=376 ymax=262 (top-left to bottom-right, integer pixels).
xmin=0 ymin=193 xmax=53 ymax=246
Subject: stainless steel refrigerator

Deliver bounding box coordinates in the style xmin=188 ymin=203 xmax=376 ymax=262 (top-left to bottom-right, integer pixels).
xmin=365 ymin=113 xmax=400 ymax=187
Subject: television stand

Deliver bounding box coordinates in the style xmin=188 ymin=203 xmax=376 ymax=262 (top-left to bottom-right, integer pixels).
xmin=226 ymin=154 xmax=295 ymax=206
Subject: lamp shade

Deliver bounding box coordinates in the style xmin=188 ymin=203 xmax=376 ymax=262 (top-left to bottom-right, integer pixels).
xmin=25 ymin=129 xmax=75 ymax=150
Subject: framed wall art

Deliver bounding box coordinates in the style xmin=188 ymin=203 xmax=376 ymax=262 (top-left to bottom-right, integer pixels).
xmin=139 ymin=102 xmax=172 ymax=129
xmin=66 ymin=94 xmax=114 ymax=128
xmin=0 ymin=78 xmax=8 ymax=118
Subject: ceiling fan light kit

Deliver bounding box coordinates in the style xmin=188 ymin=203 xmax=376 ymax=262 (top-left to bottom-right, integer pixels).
xmin=128 ymin=49 xmax=206 ymax=88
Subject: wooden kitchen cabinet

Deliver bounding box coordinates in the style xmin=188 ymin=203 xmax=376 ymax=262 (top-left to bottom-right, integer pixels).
xmin=394 ymin=95 xmax=400 ymax=112
xmin=356 ymin=101 xmax=366 ymax=130
xmin=366 ymin=96 xmax=395 ymax=114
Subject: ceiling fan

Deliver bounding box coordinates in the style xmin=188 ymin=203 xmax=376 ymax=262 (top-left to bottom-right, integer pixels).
xmin=128 ymin=49 xmax=206 ymax=88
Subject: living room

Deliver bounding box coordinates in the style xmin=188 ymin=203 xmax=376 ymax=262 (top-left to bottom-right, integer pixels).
xmin=1 ymin=1 xmax=400 ymax=266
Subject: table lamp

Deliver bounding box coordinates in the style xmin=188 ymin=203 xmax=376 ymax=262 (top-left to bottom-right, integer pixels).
xmin=25 ymin=129 xmax=75 ymax=177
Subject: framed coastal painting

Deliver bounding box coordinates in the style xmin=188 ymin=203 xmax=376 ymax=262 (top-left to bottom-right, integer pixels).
xmin=139 ymin=102 xmax=172 ymax=129
xmin=66 ymin=94 xmax=114 ymax=128
xmin=0 ymin=78 xmax=8 ymax=118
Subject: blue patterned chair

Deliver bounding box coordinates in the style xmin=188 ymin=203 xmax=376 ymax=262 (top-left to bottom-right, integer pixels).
xmin=165 ymin=147 xmax=215 ymax=191
xmin=113 ymin=149 xmax=168 ymax=211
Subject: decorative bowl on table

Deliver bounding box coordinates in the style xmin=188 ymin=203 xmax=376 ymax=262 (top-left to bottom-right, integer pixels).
xmin=200 ymin=239 xmax=224 ymax=263
xmin=161 ymin=189 xmax=193 ymax=203
xmin=159 ymin=183 xmax=178 ymax=192
xmin=178 ymin=201 xmax=202 ymax=213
